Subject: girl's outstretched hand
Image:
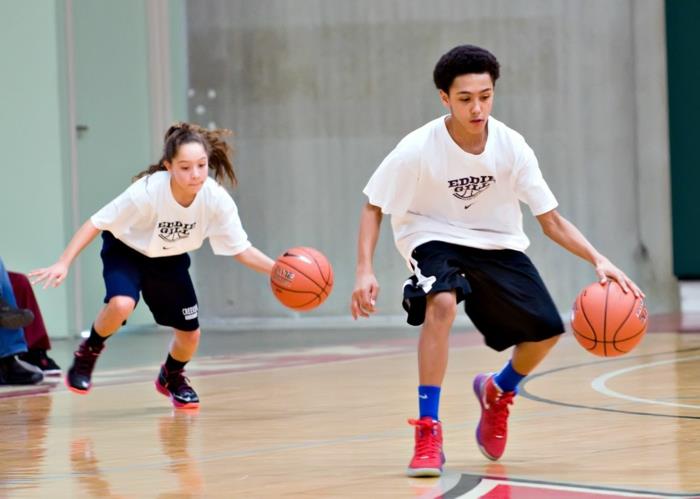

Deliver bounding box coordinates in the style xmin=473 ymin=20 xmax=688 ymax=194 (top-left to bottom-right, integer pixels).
xmin=29 ymin=262 xmax=69 ymax=289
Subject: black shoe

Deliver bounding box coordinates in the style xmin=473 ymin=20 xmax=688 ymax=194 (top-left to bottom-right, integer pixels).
xmin=19 ymin=350 xmax=61 ymax=375
xmin=66 ymin=340 xmax=104 ymax=393
xmin=155 ymin=365 xmax=199 ymax=409
xmin=0 ymin=298 xmax=34 ymax=329
xmin=0 ymin=356 xmax=43 ymax=385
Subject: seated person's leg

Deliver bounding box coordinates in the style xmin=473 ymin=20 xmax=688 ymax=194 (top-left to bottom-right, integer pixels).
xmin=0 ymin=258 xmax=43 ymax=385
xmin=0 ymin=261 xmax=33 ymax=330
xmin=9 ymin=272 xmax=61 ymax=374
xmin=0 ymin=295 xmax=33 ymax=330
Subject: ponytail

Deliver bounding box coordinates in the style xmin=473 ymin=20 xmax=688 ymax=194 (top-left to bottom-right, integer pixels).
xmin=133 ymin=122 xmax=237 ymax=186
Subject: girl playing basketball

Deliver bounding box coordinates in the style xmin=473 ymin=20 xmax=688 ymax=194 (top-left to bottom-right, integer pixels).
xmin=30 ymin=123 xmax=275 ymax=409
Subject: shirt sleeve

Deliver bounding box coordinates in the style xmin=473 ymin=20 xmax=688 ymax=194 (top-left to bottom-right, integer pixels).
xmin=90 ymin=184 xmax=145 ymax=238
xmin=513 ymin=143 xmax=558 ymax=216
xmin=362 ymin=146 xmax=420 ymax=216
xmin=208 ymin=188 xmax=252 ymax=256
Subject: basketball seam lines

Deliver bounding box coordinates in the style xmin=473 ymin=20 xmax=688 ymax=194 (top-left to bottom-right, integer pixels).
xmin=298 ymin=247 xmax=333 ymax=288
xmin=616 ymin=324 xmax=647 ymax=344
xmin=271 ymin=284 xmax=322 ymax=308
xmin=290 ymin=294 xmax=322 ymax=310
xmin=611 ymin=297 xmax=639 ymax=352
xmin=271 ymin=286 xmax=322 ymax=295
xmin=575 ymin=285 xmax=647 ymax=355
xmin=603 ymin=283 xmax=610 ymax=357
xmin=571 ymin=330 xmax=645 ymax=343
xmin=279 ymin=255 xmax=328 ymax=293
xmin=579 ymin=295 xmax=598 ymax=349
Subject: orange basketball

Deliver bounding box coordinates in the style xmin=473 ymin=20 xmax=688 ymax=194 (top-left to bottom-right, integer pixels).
xmin=270 ymin=247 xmax=334 ymax=311
xmin=570 ymin=281 xmax=648 ymax=357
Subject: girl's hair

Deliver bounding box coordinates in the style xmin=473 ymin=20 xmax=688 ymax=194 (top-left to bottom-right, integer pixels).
xmin=134 ymin=122 xmax=237 ymax=186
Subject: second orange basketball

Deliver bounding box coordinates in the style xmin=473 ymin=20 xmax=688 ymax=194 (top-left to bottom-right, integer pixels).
xmin=270 ymin=247 xmax=334 ymax=311
xmin=570 ymin=281 xmax=648 ymax=357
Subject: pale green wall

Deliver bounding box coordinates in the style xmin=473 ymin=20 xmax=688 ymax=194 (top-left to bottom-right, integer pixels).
xmin=0 ymin=1 xmax=188 ymax=337
xmin=0 ymin=2 xmax=72 ymax=336
xmin=71 ymin=0 xmax=154 ymax=330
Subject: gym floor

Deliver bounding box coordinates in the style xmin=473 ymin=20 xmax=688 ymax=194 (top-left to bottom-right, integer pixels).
xmin=0 ymin=318 xmax=698 ymax=498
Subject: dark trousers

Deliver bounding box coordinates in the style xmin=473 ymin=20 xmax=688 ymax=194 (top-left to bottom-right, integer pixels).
xmin=9 ymin=272 xmax=51 ymax=351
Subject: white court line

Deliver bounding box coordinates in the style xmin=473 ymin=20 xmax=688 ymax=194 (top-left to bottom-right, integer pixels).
xmin=591 ymin=355 xmax=700 ymax=409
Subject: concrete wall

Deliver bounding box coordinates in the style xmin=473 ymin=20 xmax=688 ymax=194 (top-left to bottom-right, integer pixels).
xmin=0 ymin=1 xmax=675 ymax=335
xmin=187 ymin=0 xmax=677 ymax=323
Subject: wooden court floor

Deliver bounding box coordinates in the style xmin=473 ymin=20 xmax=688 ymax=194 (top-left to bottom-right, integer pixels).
xmin=0 ymin=324 xmax=699 ymax=498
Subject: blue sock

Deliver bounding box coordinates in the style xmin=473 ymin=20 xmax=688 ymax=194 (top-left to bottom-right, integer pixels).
xmin=493 ymin=360 xmax=526 ymax=393
xmin=418 ymin=385 xmax=441 ymax=420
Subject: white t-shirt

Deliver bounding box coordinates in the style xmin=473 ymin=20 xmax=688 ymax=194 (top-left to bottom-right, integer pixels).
xmin=91 ymin=171 xmax=252 ymax=258
xmin=363 ymin=115 xmax=558 ymax=264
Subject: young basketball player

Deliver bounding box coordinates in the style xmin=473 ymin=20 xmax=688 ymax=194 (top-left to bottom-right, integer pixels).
xmin=350 ymin=45 xmax=643 ymax=475
xmin=30 ymin=123 xmax=275 ymax=409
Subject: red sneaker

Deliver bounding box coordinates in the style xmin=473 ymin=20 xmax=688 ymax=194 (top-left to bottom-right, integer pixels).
xmin=406 ymin=417 xmax=444 ymax=477
xmin=473 ymin=373 xmax=514 ymax=461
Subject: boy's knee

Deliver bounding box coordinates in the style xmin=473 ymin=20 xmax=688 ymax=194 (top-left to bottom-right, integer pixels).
xmin=426 ymin=292 xmax=457 ymax=323
xmin=539 ymin=333 xmax=562 ymax=349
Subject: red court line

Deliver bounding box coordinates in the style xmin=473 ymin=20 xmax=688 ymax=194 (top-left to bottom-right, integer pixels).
xmin=482 ymin=484 xmax=661 ymax=498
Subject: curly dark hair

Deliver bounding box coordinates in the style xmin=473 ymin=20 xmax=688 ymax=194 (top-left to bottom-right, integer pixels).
xmin=433 ymin=45 xmax=500 ymax=93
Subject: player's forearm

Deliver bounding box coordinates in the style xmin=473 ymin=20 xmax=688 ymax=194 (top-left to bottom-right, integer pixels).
xmin=541 ymin=212 xmax=604 ymax=266
xmin=58 ymin=220 xmax=101 ymax=267
xmin=355 ymin=203 xmax=383 ymax=274
xmin=234 ymin=246 xmax=275 ymax=275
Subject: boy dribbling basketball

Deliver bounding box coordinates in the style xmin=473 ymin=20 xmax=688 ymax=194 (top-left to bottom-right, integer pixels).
xmin=350 ymin=45 xmax=643 ymax=475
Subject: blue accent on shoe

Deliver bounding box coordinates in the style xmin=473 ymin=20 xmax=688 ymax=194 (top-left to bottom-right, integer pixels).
xmin=418 ymin=385 xmax=441 ymax=420
xmin=493 ymin=360 xmax=525 ymax=393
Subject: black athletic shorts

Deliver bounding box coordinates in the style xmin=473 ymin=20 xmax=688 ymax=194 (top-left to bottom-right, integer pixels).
xmin=100 ymin=232 xmax=199 ymax=332
xmin=402 ymin=241 xmax=564 ymax=351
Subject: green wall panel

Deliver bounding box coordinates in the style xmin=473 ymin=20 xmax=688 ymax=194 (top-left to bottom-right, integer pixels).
xmin=0 ymin=2 xmax=71 ymax=336
xmin=667 ymin=0 xmax=700 ymax=278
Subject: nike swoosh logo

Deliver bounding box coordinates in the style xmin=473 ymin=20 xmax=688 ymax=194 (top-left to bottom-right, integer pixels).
xmin=162 ymin=246 xmax=172 ymax=250
xmin=419 ymin=394 xmax=428 ymax=399
xmin=464 ymin=203 xmax=474 ymax=210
